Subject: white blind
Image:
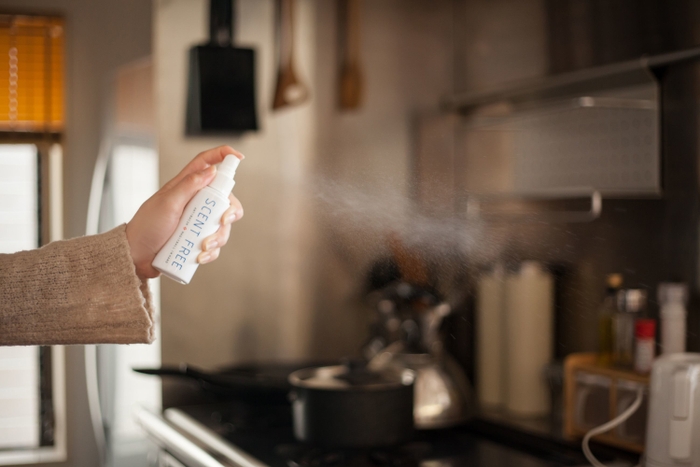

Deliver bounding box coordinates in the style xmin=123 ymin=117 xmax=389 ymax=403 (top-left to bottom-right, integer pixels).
xmin=0 ymin=144 xmax=40 ymax=449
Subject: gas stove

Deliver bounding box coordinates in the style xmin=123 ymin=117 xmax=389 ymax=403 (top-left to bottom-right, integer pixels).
xmin=137 ymin=398 xmax=604 ymax=467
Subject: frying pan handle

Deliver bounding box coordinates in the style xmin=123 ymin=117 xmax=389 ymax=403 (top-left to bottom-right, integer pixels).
xmin=132 ymin=365 xmax=208 ymax=380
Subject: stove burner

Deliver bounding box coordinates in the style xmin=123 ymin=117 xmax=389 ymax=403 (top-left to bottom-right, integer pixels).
xmin=277 ymin=442 xmax=430 ymax=467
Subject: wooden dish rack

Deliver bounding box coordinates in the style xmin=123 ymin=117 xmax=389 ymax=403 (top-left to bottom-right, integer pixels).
xmin=564 ymin=352 xmax=649 ymax=453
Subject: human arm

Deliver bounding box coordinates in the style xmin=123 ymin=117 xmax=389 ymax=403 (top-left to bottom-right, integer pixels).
xmin=0 ymin=146 xmax=244 ymax=345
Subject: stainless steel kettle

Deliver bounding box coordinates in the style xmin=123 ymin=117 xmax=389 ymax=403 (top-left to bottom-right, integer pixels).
xmin=368 ymin=303 xmax=473 ymax=429
xmin=645 ymin=353 xmax=700 ymax=467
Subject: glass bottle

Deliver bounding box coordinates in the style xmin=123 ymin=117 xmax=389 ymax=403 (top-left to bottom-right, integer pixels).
xmin=612 ymin=289 xmax=647 ymax=369
xmin=597 ymin=274 xmax=623 ymax=366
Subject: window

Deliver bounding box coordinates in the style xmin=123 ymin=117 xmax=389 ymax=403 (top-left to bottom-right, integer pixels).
xmin=0 ymin=13 xmax=66 ymax=465
xmin=0 ymin=144 xmax=37 ymax=252
xmin=0 ymin=143 xmax=65 ymax=464
xmin=0 ymin=15 xmax=64 ymax=132
xmin=0 ymin=145 xmax=39 ymax=449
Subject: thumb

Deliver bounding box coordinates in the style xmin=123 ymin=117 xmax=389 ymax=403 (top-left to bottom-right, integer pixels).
xmin=167 ymin=165 xmax=217 ymax=211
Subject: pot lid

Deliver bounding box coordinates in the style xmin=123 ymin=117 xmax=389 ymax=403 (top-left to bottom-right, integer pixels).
xmin=289 ymin=363 xmax=414 ymax=390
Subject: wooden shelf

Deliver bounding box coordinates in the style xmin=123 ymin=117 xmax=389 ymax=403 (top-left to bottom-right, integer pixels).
xmin=564 ymin=352 xmax=648 ymax=454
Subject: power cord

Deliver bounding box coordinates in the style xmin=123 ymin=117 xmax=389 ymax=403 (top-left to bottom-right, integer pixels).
xmin=582 ymin=387 xmax=645 ymax=467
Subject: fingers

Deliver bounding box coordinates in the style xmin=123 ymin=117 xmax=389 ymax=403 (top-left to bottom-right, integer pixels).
xmin=202 ymin=222 xmax=231 ymax=252
xmin=198 ymin=217 xmax=228 ymax=264
xmin=222 ymin=194 xmax=244 ymax=224
xmin=162 ymin=146 xmax=245 ymax=192
xmin=198 ymin=247 xmax=220 ymax=265
xmin=199 ymin=194 xmax=244 ymax=264
xmin=165 ymin=165 xmax=217 ymax=212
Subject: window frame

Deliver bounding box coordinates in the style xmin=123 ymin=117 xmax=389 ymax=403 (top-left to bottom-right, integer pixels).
xmin=0 ymin=135 xmax=67 ymax=465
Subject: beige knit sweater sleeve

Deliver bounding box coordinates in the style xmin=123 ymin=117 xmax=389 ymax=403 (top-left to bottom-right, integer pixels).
xmin=0 ymin=224 xmax=155 ymax=346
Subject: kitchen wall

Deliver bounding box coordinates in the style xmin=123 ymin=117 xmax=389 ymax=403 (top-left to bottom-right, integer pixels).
xmin=155 ymin=0 xmax=454 ymax=367
xmin=0 ymin=1 xmax=152 ymax=466
xmin=308 ymin=0 xmax=454 ymax=357
xmin=157 ymin=0 xmax=700 ymax=421
xmin=156 ymin=0 xmax=319 ymax=367
xmin=444 ymin=0 xmax=700 ymax=362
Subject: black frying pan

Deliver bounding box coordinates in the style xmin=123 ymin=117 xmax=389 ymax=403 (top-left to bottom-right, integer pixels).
xmin=133 ymin=361 xmax=336 ymax=403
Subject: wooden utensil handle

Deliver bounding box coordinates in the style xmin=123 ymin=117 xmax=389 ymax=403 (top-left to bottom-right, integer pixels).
xmin=345 ymin=0 xmax=361 ymax=64
xmin=278 ymin=0 xmax=295 ymax=67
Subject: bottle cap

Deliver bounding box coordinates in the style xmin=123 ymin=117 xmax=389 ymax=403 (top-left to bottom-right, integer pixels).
xmin=606 ymin=273 xmax=623 ymax=290
xmin=617 ymin=289 xmax=647 ymax=313
xmin=658 ymin=283 xmax=688 ymax=306
xmin=208 ymin=154 xmax=242 ymax=195
xmin=219 ymin=154 xmax=241 ymax=178
xmin=635 ymin=319 xmax=656 ymax=339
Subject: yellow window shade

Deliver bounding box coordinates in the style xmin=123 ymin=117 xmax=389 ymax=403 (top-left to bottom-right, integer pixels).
xmin=0 ymin=15 xmax=64 ymax=133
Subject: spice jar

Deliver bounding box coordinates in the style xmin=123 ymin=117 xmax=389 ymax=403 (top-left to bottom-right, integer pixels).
xmin=634 ymin=318 xmax=656 ymax=374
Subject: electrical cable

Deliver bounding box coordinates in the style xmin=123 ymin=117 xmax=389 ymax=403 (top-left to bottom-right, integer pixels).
xmin=582 ymin=386 xmax=645 ymax=467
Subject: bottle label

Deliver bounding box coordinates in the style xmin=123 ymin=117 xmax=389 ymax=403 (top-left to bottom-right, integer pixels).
xmin=634 ymin=339 xmax=655 ymax=373
xmin=153 ymin=192 xmax=229 ymax=284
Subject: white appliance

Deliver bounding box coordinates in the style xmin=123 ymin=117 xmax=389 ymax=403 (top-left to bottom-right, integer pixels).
xmin=645 ymin=353 xmax=700 ymax=467
xmin=86 ymin=57 xmax=161 ymax=467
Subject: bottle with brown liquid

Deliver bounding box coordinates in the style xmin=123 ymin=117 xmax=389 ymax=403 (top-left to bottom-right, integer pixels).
xmin=598 ymin=274 xmax=623 ymax=366
xmin=612 ymin=289 xmax=647 ymax=369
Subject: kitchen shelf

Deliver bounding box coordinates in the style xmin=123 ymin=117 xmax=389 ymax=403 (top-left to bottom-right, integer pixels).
xmin=442 ymin=47 xmax=700 ymax=113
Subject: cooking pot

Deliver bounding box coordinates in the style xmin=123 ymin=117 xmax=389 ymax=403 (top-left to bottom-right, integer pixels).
xmin=288 ymin=362 xmax=415 ymax=447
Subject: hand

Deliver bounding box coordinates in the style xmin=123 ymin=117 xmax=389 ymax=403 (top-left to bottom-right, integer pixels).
xmin=125 ymin=146 xmax=245 ymax=279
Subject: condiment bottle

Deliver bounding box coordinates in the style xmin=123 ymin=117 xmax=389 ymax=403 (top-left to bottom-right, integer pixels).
xmin=598 ymin=273 xmax=623 ymax=366
xmin=612 ymin=289 xmax=646 ymax=369
xmin=634 ymin=319 xmax=656 ymax=374
xmin=504 ymin=261 xmax=554 ymax=417
xmin=658 ymin=283 xmax=688 ymax=355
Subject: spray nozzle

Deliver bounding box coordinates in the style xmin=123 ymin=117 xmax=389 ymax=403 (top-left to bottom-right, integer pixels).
xmin=219 ymin=154 xmax=241 ymax=178
xmin=209 ymin=154 xmax=242 ymax=195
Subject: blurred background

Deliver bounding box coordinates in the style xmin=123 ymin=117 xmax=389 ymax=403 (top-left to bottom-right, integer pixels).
xmin=2 ymin=0 xmax=700 ymax=466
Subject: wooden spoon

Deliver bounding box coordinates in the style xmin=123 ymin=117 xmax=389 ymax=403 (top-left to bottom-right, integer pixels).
xmin=339 ymin=0 xmax=363 ymax=109
xmin=273 ymin=0 xmax=310 ymax=110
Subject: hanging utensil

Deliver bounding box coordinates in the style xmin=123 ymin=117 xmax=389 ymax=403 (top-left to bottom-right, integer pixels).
xmin=186 ymin=0 xmax=258 ymax=133
xmin=338 ymin=0 xmax=363 ymax=109
xmin=272 ymin=0 xmax=309 ymax=109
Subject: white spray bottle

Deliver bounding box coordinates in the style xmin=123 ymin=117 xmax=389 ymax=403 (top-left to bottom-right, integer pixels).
xmin=152 ymin=154 xmax=241 ymax=284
